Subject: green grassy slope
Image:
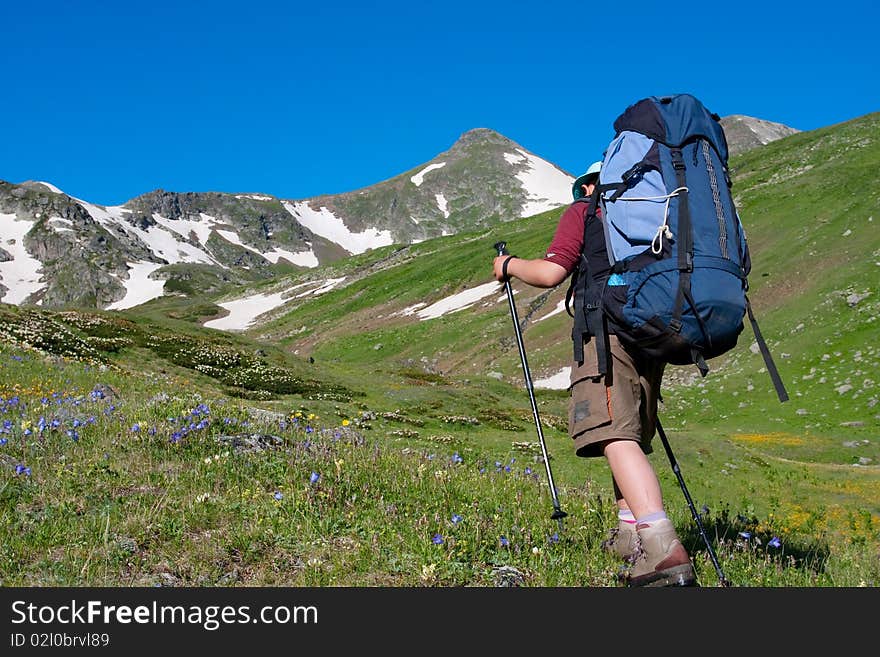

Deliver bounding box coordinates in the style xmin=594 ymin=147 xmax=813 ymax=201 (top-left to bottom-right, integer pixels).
xmin=1 ymin=113 xmax=878 ymax=586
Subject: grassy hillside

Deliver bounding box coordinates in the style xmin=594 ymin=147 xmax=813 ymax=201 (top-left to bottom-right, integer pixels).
xmin=1 ymin=113 xmax=878 ymax=586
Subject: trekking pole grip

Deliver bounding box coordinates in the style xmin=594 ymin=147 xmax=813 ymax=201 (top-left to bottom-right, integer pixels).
xmin=494 ymin=241 xmax=508 ymax=256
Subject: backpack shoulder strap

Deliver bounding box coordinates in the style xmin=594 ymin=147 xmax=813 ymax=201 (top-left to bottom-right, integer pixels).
xmin=564 ymin=194 xmax=598 ymax=319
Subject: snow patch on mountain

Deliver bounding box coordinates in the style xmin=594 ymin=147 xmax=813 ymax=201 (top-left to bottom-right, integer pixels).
xmin=154 ymin=213 xmax=220 ymax=246
xmin=534 ymin=298 xmax=566 ymax=322
xmin=204 ymin=288 xmax=294 ymax=331
xmin=107 ymin=262 xmax=165 ymax=310
xmin=506 ymin=149 xmax=573 ymax=217
xmin=534 ymin=366 xmax=571 ymax=390
xmin=36 ymin=181 xmax=65 ymax=195
xmin=293 ymin=277 xmax=345 ymax=298
xmin=416 ymin=281 xmax=503 ymax=320
xmin=0 ymin=213 xmax=45 ymax=304
xmin=73 ymin=199 xmax=221 ymax=267
xmin=204 ymin=277 xmax=347 ymax=331
xmin=411 ymin=162 xmax=446 ymax=186
xmin=139 ymin=214 xmax=221 ymax=265
xmin=395 ymin=302 xmax=427 ymax=317
xmin=435 ymin=193 xmax=450 ymax=218
xmin=234 ymin=194 xmax=274 ymax=201
xmin=216 ymin=229 xmax=318 ymax=268
xmin=48 ymin=216 xmax=75 ymax=234
xmin=282 ymin=201 xmax=393 ymax=255
xmin=263 ymin=247 xmax=319 ymax=268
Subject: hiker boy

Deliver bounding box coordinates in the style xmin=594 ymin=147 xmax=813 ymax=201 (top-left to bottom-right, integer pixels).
xmin=491 ymin=161 xmax=697 ymax=587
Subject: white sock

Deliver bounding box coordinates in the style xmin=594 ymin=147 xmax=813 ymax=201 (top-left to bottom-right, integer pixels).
xmin=618 ymin=508 xmax=636 ymax=524
xmin=635 ymin=511 xmax=667 ymax=526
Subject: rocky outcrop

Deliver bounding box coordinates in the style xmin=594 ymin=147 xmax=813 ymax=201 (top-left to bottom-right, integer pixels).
xmin=720 ymin=115 xmax=800 ymax=157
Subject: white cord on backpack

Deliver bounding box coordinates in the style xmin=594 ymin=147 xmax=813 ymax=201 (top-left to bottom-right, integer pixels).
xmin=605 ymin=186 xmax=688 ymax=255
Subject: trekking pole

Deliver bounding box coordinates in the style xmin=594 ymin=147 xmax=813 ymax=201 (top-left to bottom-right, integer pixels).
xmin=655 ymin=418 xmax=731 ymax=587
xmin=494 ymin=241 xmax=567 ymax=532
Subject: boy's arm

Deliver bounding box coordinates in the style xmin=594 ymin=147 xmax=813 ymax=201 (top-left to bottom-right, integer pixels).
xmin=493 ymin=256 xmax=567 ymax=288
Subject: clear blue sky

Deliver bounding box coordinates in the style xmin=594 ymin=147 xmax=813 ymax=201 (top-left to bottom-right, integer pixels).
xmin=2 ymin=0 xmax=878 ymax=206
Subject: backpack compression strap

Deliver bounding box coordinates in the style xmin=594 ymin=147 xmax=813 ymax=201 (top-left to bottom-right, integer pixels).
xmin=568 ymin=190 xmax=612 ymax=377
xmin=745 ymin=297 xmax=789 ymax=402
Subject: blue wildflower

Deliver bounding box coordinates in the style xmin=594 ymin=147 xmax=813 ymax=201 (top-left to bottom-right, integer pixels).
xmin=768 ymin=536 xmax=782 ymax=549
xmin=131 ymin=423 xmax=140 ymax=433
xmin=432 ymin=534 xmax=444 ymax=545
xmin=67 ymin=429 xmax=79 ymax=441
xmin=451 ymin=514 xmax=463 ymax=525
xmin=524 ymin=467 xmax=532 ymax=475
xmin=549 ymin=532 xmax=559 ymax=544
xmin=451 ymin=452 xmax=463 ymax=464
xmin=15 ymin=464 xmax=31 ymax=476
xmin=0 ymin=438 xmax=7 ymax=446
xmin=739 ymin=531 xmax=751 ymax=539
xmin=500 ymin=536 xmax=510 ymax=547
xmin=305 ymin=426 xmax=314 ymax=434
xmin=309 ymin=472 xmax=320 ymax=484
xmin=274 ymin=491 xmax=283 ymax=501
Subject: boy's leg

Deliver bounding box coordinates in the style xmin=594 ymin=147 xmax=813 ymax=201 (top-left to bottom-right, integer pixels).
xmin=604 ymin=440 xmax=695 ymax=586
xmin=601 ymin=477 xmax=639 ymax=560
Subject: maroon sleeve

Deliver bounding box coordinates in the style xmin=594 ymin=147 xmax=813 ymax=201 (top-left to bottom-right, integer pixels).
xmin=543 ymin=203 xmax=586 ymax=273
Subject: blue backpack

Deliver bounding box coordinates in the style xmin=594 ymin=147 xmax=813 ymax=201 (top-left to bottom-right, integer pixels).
xmin=569 ymin=94 xmax=787 ymax=400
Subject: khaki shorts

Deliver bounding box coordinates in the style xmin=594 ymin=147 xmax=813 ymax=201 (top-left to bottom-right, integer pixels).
xmin=568 ymin=334 xmax=665 ymax=458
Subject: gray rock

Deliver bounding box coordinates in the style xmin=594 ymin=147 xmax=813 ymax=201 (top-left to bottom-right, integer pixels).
xmin=491 ymin=565 xmax=526 ymax=587
xmin=216 ymin=433 xmax=284 ymax=453
xmin=846 ymin=292 xmax=871 ymax=306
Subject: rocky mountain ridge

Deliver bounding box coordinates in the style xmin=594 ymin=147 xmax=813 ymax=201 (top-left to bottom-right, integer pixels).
xmin=0 ymin=116 xmax=797 ymax=310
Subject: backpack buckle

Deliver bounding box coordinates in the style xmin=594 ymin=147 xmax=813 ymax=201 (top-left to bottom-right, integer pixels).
xmin=669 ymin=319 xmax=682 ymax=332
xmin=671 ymin=150 xmax=686 ymax=170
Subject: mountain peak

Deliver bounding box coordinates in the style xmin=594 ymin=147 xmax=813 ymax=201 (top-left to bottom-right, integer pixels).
xmin=450 ymin=127 xmax=514 ymax=150
xmin=720 ymin=114 xmax=800 ymax=157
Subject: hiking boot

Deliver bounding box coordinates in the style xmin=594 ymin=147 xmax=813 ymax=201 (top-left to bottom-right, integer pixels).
xmin=601 ymin=521 xmax=639 ymax=562
xmin=621 ymin=519 xmax=697 ymax=587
